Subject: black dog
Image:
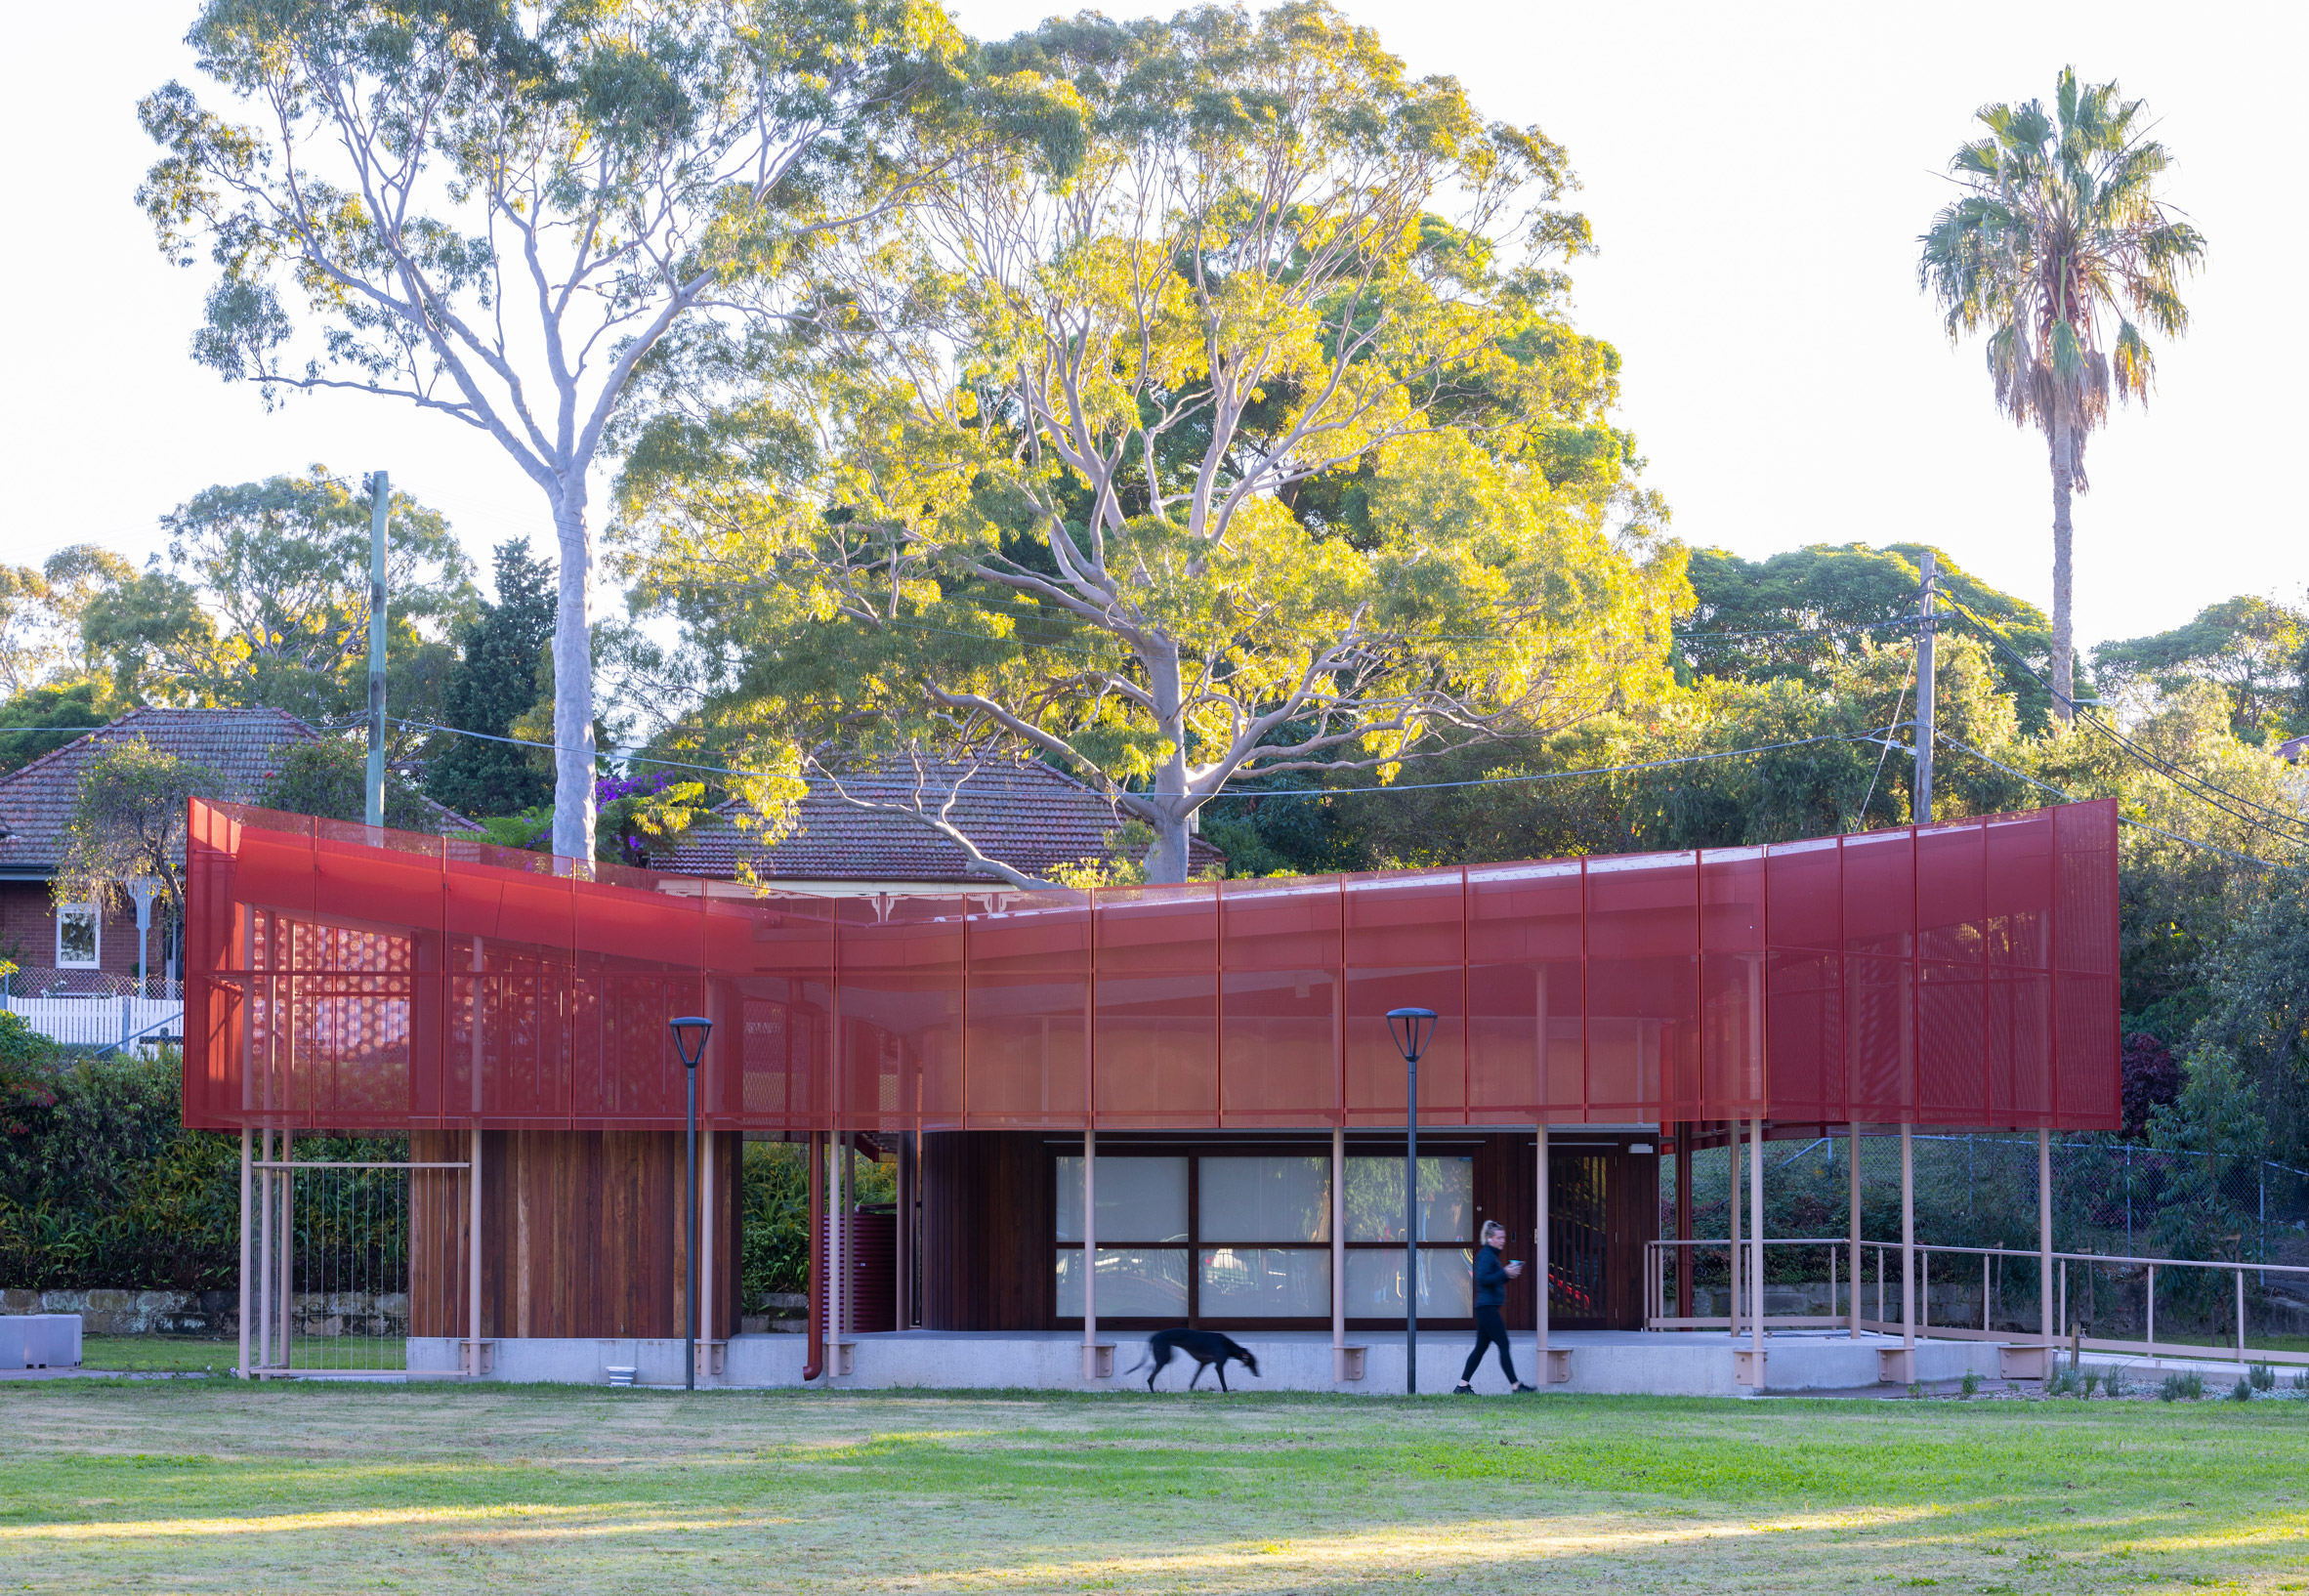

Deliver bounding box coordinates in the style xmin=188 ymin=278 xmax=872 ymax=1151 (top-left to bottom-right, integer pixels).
xmin=1128 ymin=1328 xmax=1261 ymax=1392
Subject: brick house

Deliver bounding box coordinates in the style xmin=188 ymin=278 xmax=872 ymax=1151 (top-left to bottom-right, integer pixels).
xmin=0 ymin=707 xmax=479 ymax=993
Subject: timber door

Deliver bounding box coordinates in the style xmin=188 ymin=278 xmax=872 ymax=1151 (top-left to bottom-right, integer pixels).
xmin=1548 ymin=1153 xmax=1612 ymax=1327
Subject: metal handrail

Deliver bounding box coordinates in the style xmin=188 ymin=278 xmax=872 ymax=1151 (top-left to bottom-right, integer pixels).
xmin=1643 ymin=1238 xmax=1852 ymax=1330
xmin=95 ymin=1008 xmax=187 ymax=1058
xmin=1646 ymin=1235 xmax=2309 ymax=1366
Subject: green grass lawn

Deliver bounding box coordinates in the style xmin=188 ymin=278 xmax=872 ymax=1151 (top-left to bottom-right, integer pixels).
xmin=77 ymin=1337 xmax=236 ymax=1374
xmin=2 ymin=1382 xmax=2306 ymax=1594
xmin=76 ymin=1336 xmax=407 ymax=1374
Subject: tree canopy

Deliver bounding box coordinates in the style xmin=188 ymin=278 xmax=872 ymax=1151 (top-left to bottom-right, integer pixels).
xmin=425 ymin=540 xmax=558 ymax=819
xmin=621 ymin=1 xmax=1686 ymax=884
xmin=51 ymin=741 xmax=224 ymax=928
xmin=140 ymin=0 xmax=966 ymax=863
xmin=73 ymin=468 xmax=474 ymax=738
xmin=1681 ymin=542 xmax=2062 ymax=728
xmin=258 ymin=737 xmax=446 ymax=832
xmin=2092 ymin=595 xmax=2307 ymax=744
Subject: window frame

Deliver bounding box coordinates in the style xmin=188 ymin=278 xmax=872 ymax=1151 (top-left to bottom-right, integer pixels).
xmin=55 ymin=902 xmax=102 ymax=969
xmin=1054 ymin=1141 xmax=1482 ymax=1331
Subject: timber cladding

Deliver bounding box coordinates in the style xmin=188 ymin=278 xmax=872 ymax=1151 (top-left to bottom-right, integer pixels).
xmin=409 ymin=1129 xmax=738 ymax=1340
xmin=921 ymin=1131 xmax=1053 ymax=1330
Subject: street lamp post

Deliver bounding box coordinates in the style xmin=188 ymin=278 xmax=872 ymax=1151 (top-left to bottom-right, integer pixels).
xmin=670 ymin=1017 xmax=713 ymax=1392
xmin=1386 ymin=1008 xmax=1438 ymax=1396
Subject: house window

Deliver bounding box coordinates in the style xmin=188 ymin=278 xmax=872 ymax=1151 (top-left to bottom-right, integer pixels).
xmin=56 ymin=903 xmax=101 ymax=969
xmin=1056 ymin=1150 xmax=1475 ymax=1324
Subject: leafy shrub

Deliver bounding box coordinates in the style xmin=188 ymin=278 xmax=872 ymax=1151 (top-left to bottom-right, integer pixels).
xmin=0 ymin=1048 xmax=240 ymax=1290
xmin=740 ymin=1142 xmax=809 ymax=1303
xmin=2082 ymin=1369 xmax=2102 ymax=1397
xmin=0 ymin=1012 xmax=63 ymax=1135
xmin=2160 ymin=1370 xmax=2204 ymax=1402
xmin=737 ymin=1140 xmax=894 ymax=1309
xmin=258 ymin=738 xmax=443 ymax=830
xmin=2230 ymin=1376 xmax=2254 ymax=1402
xmin=2249 ymin=1363 xmax=2276 ymax=1392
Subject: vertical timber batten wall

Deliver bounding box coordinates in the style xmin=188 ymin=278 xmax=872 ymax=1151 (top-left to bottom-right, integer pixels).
xmin=406 ymin=1129 xmax=738 ymax=1343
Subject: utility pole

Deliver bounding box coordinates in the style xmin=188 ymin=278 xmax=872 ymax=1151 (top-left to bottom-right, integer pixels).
xmin=1913 ymin=550 xmax=1936 ymax=825
xmin=364 ymin=471 xmax=391 ymax=827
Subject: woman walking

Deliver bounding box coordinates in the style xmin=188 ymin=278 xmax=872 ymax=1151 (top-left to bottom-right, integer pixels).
xmin=1456 ymin=1221 xmax=1537 ymax=1393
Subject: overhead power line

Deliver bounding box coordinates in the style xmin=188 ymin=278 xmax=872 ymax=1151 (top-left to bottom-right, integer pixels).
xmin=389 ymin=714 xmax=1910 ymax=801
xmin=1932 ymin=732 xmax=2301 ymax=874
xmin=1935 ymin=593 xmax=2309 ymax=848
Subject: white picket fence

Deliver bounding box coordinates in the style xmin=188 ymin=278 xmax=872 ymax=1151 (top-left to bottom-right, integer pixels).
xmin=2 ymin=994 xmax=184 ymax=1053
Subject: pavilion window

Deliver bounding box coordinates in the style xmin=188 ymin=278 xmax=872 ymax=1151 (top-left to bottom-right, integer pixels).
xmin=1057 ymin=1151 xmax=1478 ymax=1323
xmin=1196 ymin=1155 xmax=1330 ymax=1318
xmin=1055 ymin=1155 xmax=1189 ymax=1318
xmin=1341 ymin=1156 xmax=1476 ymax=1318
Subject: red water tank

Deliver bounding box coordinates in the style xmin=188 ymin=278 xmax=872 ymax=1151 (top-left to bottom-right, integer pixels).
xmin=822 ymin=1205 xmax=896 ymax=1334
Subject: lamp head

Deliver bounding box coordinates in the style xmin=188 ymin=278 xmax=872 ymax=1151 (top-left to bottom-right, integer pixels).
xmin=1386 ymin=1007 xmax=1438 ymax=1065
xmin=669 ymin=1015 xmax=712 ymax=1070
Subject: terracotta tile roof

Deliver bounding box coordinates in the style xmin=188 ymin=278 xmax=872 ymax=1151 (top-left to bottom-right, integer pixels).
xmin=653 ymin=756 xmax=1225 ymax=884
xmin=0 ymin=706 xmax=480 ymax=871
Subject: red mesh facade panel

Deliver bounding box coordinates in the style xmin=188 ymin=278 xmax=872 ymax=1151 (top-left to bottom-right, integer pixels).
xmin=1094 ymin=885 xmax=1219 ymax=1126
xmin=1218 ymin=876 xmax=1343 ymax=1126
xmin=182 ymin=797 xmax=2125 ymax=1134
xmin=1762 ymin=838 xmax=1840 ymax=1123
xmin=1466 ymin=859 xmax=1583 ymax=1117
xmin=1344 ymin=868 xmax=1465 ymax=1126
xmin=963 ymin=895 xmax=1091 ymax=1129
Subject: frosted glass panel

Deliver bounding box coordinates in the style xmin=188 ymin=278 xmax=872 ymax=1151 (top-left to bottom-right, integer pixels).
xmin=1055 ymin=1247 xmax=1190 ymax=1316
xmin=1055 ymin=1155 xmax=1188 ymax=1242
xmin=1345 ymin=1247 xmax=1475 ymax=1316
xmin=1198 ymin=1247 xmax=1330 ymax=1317
xmin=1198 ymin=1155 xmax=1330 ymax=1241
xmin=1343 ymin=1156 xmax=1475 ymax=1242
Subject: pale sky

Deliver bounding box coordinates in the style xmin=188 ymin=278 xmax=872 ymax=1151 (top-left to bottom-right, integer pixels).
xmin=2 ymin=1 xmax=2297 ymax=652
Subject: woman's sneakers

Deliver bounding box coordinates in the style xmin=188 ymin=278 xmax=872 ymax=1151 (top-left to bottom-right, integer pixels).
xmin=1512 ymin=1382 xmax=1538 ymax=1393
xmin=1452 ymin=1381 xmax=1476 ymax=1395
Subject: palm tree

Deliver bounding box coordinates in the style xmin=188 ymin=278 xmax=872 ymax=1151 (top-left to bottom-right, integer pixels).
xmin=1918 ymin=67 xmax=2205 ymax=722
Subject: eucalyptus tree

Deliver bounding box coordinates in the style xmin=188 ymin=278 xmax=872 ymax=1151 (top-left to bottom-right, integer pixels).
xmin=0 ymin=567 xmax=63 ymax=698
xmin=2092 ymin=595 xmax=2308 ymax=741
xmin=623 ymin=2 xmax=1686 ymax=884
xmin=1918 ymin=66 xmax=2205 ymax=722
xmin=138 ymin=0 xmax=961 ymax=861
xmin=75 ymin=468 xmax=474 ymax=725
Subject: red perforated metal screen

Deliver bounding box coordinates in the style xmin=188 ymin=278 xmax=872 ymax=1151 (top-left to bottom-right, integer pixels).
xmin=182 ymin=797 xmax=2121 ymax=1134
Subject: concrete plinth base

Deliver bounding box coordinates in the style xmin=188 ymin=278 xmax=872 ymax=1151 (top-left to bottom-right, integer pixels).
xmin=408 ymin=1336 xmax=710 ymax=1387
xmin=409 ymin=1328 xmax=2007 ymax=1394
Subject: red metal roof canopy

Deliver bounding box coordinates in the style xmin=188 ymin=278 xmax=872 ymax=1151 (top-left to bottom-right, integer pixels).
xmin=181 ymin=796 xmax=2120 ymax=1134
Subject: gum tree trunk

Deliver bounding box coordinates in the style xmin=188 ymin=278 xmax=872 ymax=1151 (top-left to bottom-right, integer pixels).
xmin=2048 ymin=409 xmax=2076 ymax=724
xmin=550 ymin=485 xmax=597 ymax=863
xmin=1144 ymin=646 xmax=1193 ymax=885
